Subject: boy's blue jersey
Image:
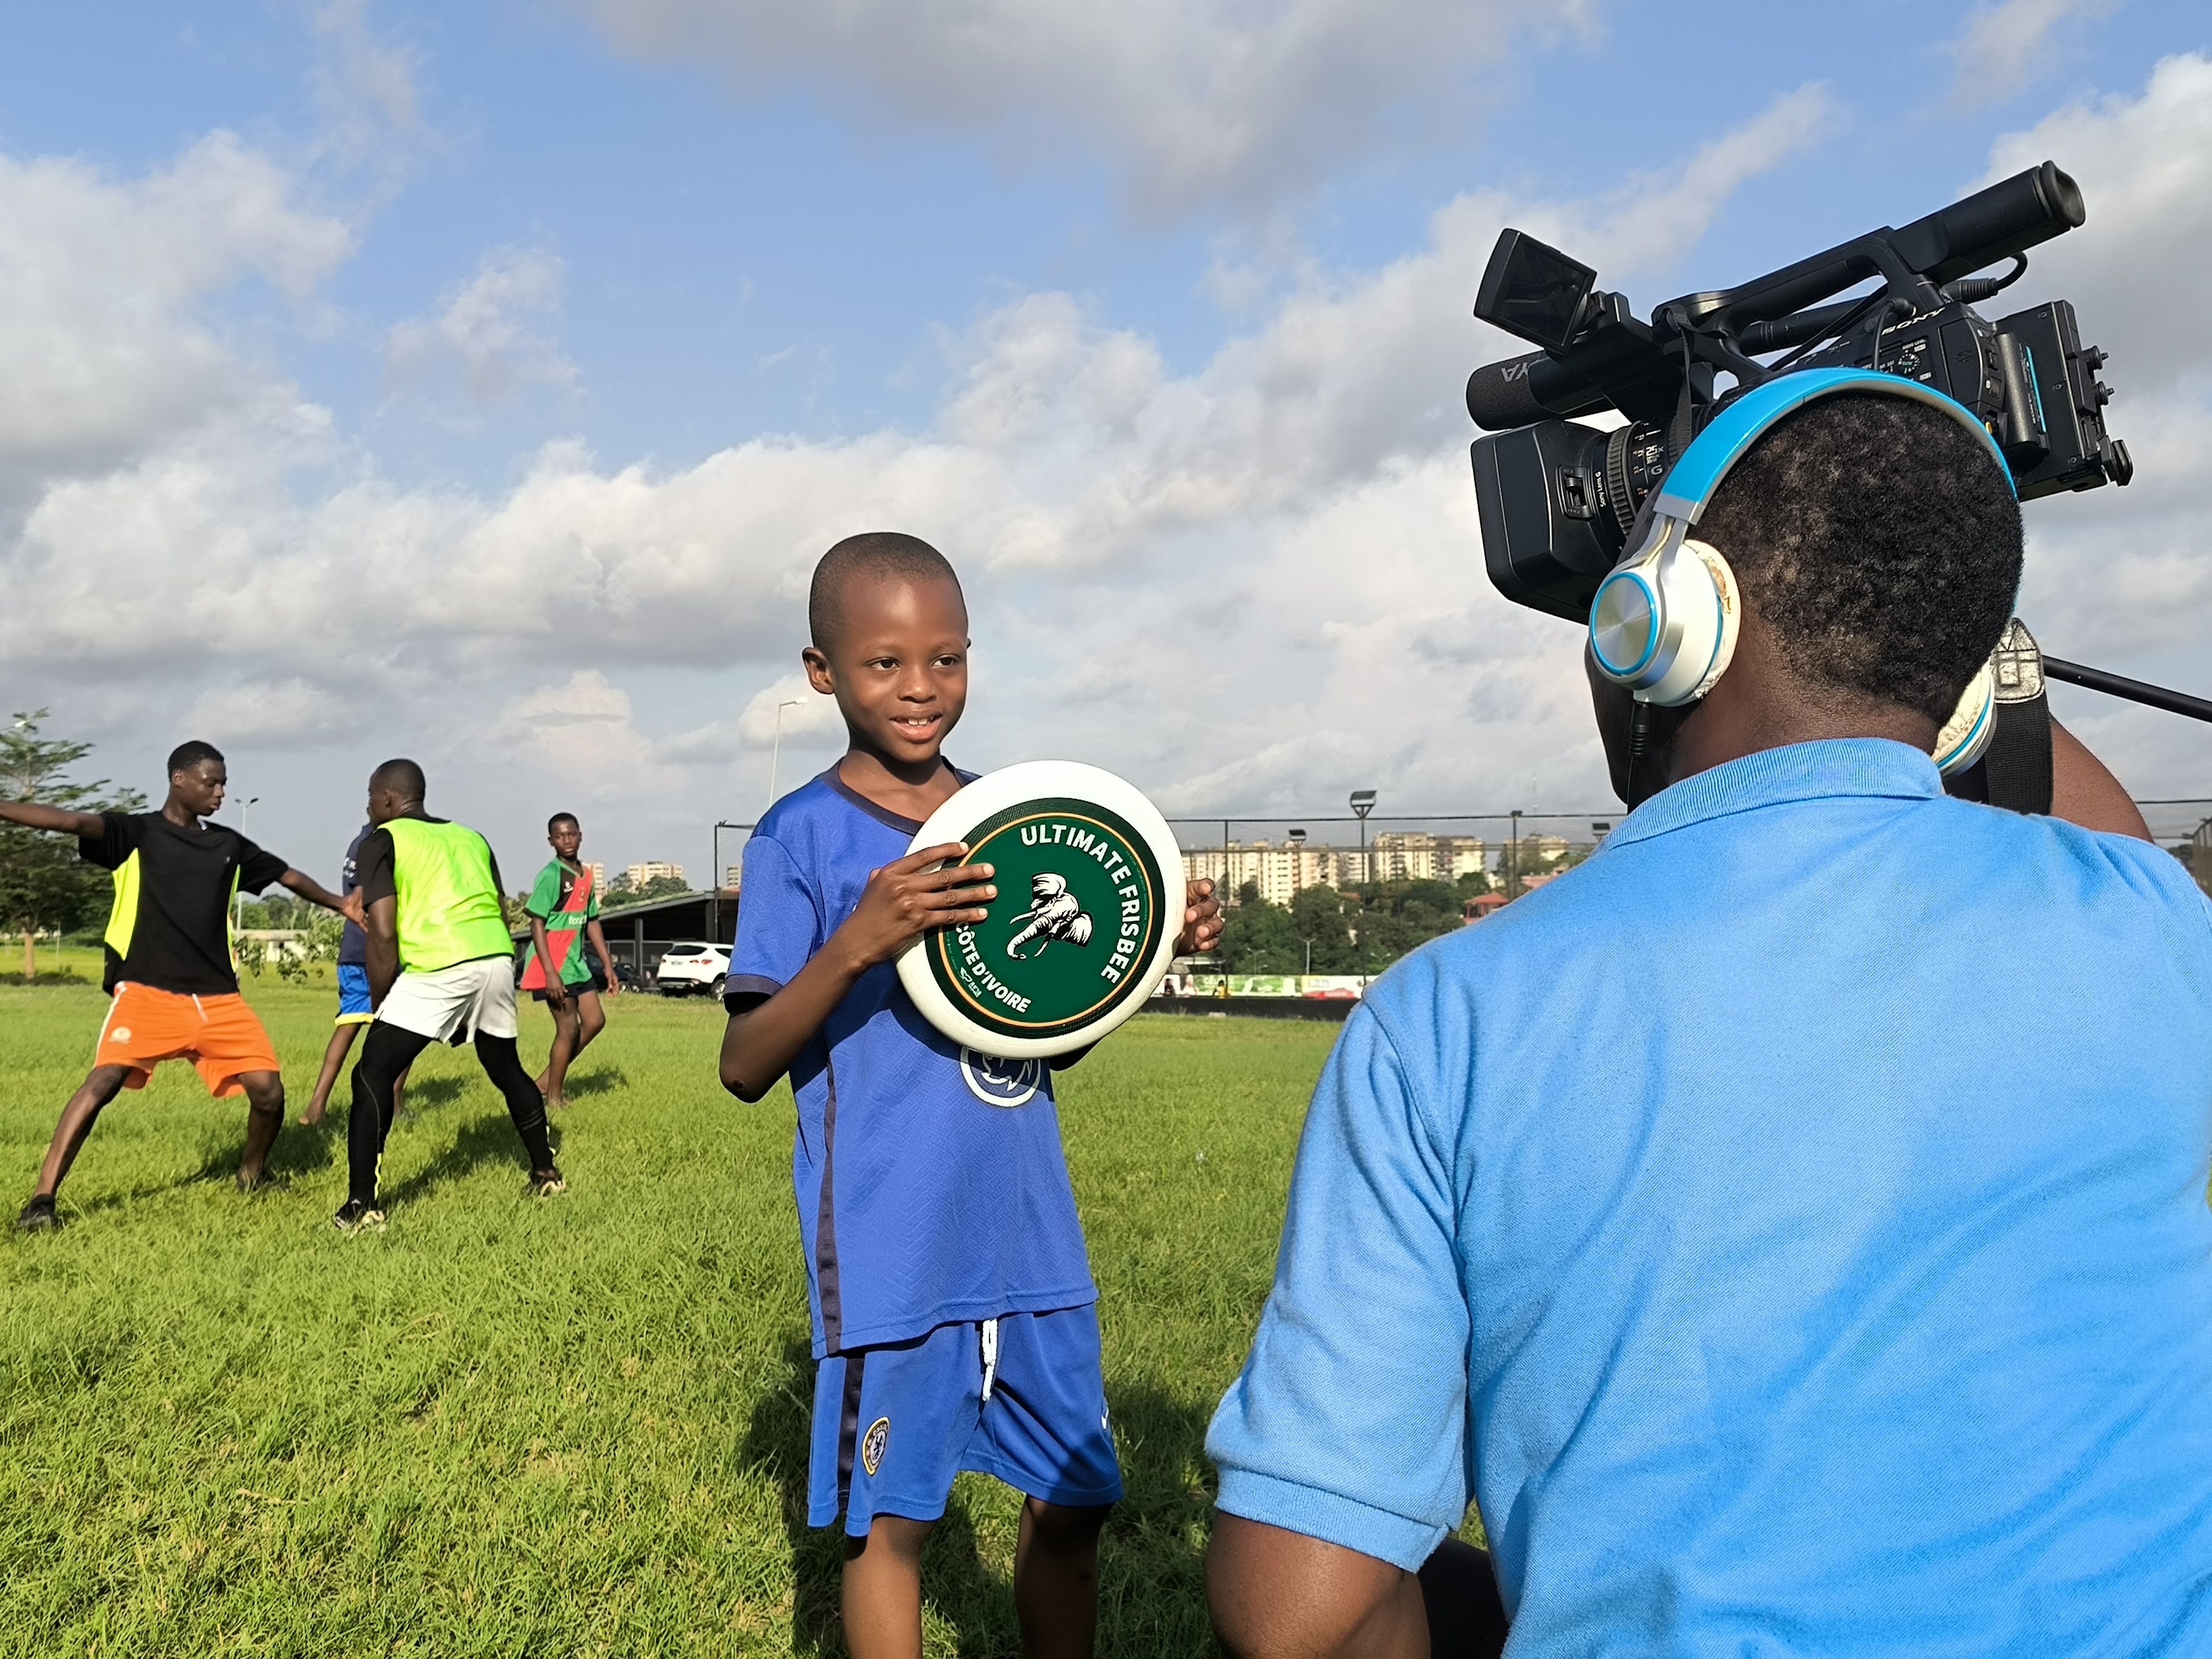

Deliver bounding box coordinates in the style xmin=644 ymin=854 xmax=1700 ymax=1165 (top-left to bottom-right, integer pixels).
xmin=729 ymin=767 xmax=1097 ymax=1358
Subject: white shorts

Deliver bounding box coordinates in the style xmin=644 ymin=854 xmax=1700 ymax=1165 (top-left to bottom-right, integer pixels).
xmin=377 ymin=956 xmax=520 ymax=1044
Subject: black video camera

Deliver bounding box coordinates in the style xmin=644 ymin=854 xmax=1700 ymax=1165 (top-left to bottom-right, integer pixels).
xmin=1467 ymin=161 xmax=2132 ymax=622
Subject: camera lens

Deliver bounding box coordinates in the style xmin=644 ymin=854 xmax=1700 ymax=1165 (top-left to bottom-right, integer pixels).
xmin=1598 ymin=421 xmax=1670 ymax=544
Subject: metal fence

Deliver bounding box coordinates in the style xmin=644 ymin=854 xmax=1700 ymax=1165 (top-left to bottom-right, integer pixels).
xmin=711 ymin=800 xmax=2212 ymax=907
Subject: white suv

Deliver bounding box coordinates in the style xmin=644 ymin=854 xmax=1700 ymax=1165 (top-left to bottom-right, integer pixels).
xmin=655 ymin=941 xmax=731 ymax=996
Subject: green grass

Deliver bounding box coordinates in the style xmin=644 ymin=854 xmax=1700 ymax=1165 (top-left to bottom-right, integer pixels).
xmin=0 ymin=984 xmax=1344 ymax=1656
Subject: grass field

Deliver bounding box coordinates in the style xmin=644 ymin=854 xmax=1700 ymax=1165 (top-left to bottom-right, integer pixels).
xmin=0 ymin=982 xmax=1352 ymax=1656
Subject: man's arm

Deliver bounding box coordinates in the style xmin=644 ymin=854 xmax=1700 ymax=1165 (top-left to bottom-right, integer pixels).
xmin=2051 ymin=718 xmax=2150 ymax=840
xmin=1209 ymin=1516 xmax=1426 ymax=1659
xmin=277 ymin=867 xmax=365 ymax=926
xmin=585 ymin=917 xmax=619 ymax=996
xmin=1204 ymin=987 xmax=1478 ymax=1651
xmin=0 ymin=799 xmax=106 ymax=839
xmin=364 ymin=896 xmax=400 ymax=1007
xmin=719 ymin=842 xmax=995 ymax=1102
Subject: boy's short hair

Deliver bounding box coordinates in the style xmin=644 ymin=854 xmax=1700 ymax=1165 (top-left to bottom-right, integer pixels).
xmin=167 ymin=740 xmax=223 ymax=776
xmin=548 ymin=812 xmax=579 ymax=833
xmin=1697 ymin=393 xmax=2022 ymax=724
xmin=808 ymin=532 xmax=962 ymax=651
xmin=370 ymin=758 xmax=427 ymax=801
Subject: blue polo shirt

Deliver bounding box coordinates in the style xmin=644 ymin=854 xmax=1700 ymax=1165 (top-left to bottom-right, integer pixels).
xmin=729 ymin=767 xmax=1097 ymax=1358
xmin=1209 ymin=739 xmax=2212 ymax=1654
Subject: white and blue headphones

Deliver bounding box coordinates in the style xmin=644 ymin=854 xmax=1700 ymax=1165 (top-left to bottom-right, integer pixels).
xmin=1586 ymin=366 xmax=2015 ymax=775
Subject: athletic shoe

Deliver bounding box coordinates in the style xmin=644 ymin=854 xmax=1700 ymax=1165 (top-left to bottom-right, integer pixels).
xmin=332 ymin=1199 xmax=387 ymax=1234
xmin=525 ymin=1169 xmax=568 ymax=1198
xmin=16 ymin=1195 xmax=59 ymax=1233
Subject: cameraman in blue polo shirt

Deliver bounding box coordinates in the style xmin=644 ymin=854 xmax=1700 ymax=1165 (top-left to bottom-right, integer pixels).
xmin=1205 ymin=383 xmax=2212 ymax=1657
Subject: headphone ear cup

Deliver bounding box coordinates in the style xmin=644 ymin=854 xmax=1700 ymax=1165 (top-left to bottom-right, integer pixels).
xmin=1635 ymin=539 xmax=1742 ymax=707
xmin=1933 ymin=663 xmax=1997 ymax=776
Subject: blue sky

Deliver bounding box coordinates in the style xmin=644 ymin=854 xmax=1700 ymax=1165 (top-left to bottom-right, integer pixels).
xmin=2 ymin=0 xmax=2208 ymax=880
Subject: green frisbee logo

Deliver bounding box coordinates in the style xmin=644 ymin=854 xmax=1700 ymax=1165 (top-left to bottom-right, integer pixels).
xmin=926 ymin=797 xmax=1165 ymax=1040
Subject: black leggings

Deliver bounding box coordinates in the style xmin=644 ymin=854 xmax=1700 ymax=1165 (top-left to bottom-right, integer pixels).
xmin=347 ymin=1022 xmax=552 ymax=1206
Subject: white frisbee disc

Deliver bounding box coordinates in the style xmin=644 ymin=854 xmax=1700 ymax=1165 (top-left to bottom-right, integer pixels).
xmin=895 ymin=761 xmax=1185 ymax=1058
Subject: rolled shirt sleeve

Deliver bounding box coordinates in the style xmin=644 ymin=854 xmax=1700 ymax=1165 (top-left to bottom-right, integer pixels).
xmin=1205 ymin=998 xmax=1474 ymax=1573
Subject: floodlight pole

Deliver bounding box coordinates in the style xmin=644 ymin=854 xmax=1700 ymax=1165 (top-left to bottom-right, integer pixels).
xmin=1350 ymin=790 xmax=1376 ymax=988
xmin=1509 ymin=808 xmax=1521 ymax=898
xmin=711 ymin=819 xmax=750 ymax=950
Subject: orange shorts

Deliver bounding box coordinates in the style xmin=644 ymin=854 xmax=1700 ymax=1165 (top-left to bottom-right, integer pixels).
xmin=95 ymin=983 xmax=281 ymax=1098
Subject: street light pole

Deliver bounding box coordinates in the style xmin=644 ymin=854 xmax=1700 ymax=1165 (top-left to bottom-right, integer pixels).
xmin=234 ymin=796 xmax=261 ymax=935
xmin=767 ymin=699 xmax=806 ymax=813
xmin=1509 ymin=807 xmax=1521 ymax=899
xmin=711 ymin=818 xmax=751 ymax=950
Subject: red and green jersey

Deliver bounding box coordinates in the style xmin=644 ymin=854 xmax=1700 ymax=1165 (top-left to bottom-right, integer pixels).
xmin=522 ymin=858 xmax=599 ymax=989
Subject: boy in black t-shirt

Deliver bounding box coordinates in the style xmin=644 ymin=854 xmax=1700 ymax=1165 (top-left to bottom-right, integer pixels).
xmin=2 ymin=741 xmax=360 ymax=1232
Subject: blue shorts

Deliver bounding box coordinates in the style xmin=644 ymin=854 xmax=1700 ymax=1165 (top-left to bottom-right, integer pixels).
xmin=808 ymin=1305 xmax=1121 ymax=1534
xmin=335 ymin=964 xmax=374 ymax=1026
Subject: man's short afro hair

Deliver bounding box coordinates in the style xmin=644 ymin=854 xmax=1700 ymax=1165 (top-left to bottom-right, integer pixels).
xmin=370 ymin=758 xmax=427 ymax=801
xmin=167 ymin=740 xmax=224 ymax=777
xmin=808 ymin=532 xmax=963 ymax=651
xmin=1696 ymin=392 xmax=2021 ymax=724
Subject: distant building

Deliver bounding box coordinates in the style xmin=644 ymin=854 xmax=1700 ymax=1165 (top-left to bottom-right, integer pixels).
xmin=625 ymin=861 xmax=685 ymax=888
xmin=1370 ymin=832 xmax=1487 ymax=884
xmin=1184 ymin=832 xmax=1487 ymax=903
xmin=585 ymin=862 xmax=606 ymax=891
xmin=2194 ymin=818 xmax=2212 ymax=900
xmin=725 ymin=865 xmax=744 ymax=892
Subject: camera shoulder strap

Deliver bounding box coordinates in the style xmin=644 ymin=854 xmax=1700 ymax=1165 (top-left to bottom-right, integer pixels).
xmin=1944 ymin=619 xmax=2054 ymax=815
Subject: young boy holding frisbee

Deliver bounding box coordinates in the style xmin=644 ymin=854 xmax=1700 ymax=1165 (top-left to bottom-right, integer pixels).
xmin=718 ymin=532 xmax=1218 ymax=1658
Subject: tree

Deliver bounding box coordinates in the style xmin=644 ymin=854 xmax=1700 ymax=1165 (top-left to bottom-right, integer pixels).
xmin=0 ymin=711 xmax=144 ymax=979
xmin=1214 ymin=887 xmax=1305 ymax=974
xmin=605 ymin=872 xmax=692 ymax=911
xmin=1289 ymin=885 xmax=1363 ymax=974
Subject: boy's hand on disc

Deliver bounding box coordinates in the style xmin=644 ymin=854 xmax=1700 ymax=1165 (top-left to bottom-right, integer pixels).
xmin=1176 ymin=876 xmax=1222 ymax=956
xmin=838 ymin=843 xmax=997 ymax=970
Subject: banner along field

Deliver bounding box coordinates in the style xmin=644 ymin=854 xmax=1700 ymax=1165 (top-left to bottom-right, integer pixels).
xmin=0 ymin=983 xmax=1341 ymax=1656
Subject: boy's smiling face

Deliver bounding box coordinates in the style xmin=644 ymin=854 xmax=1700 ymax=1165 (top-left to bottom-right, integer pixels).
xmin=803 ymin=571 xmax=970 ymax=771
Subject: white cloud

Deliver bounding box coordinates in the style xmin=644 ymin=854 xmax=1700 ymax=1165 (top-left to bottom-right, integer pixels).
xmin=737 ymin=675 xmax=841 ymax=746
xmin=0 ymin=133 xmax=348 ymax=488
xmin=0 ymin=86 xmax=1863 ymax=837
xmin=385 ymin=247 xmax=579 ymax=403
xmin=1948 ymin=0 xmax=2119 ymax=107
xmin=311 ymin=0 xmax=424 ymax=156
xmin=187 ymin=679 xmax=362 ymax=747
xmin=1965 ymin=54 xmax=2212 ymax=795
xmin=1978 ymin=53 xmax=2212 ymax=393
xmin=14 ymin=56 xmax=2211 ymax=876
xmin=572 ymin=0 xmax=1601 ymax=216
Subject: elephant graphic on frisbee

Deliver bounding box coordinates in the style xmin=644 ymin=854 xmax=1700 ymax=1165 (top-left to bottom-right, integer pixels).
xmin=1006 ymin=872 xmax=1095 ymax=960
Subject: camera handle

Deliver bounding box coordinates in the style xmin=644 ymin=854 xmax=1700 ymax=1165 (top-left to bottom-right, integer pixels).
xmin=2043 ymin=658 xmax=2212 ymax=726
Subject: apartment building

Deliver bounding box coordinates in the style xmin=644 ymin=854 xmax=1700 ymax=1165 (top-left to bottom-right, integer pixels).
xmin=624 ymin=861 xmax=686 ymax=888
xmin=1182 ymin=832 xmax=1487 ymax=903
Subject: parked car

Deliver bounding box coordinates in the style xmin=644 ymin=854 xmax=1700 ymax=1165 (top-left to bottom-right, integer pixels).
xmin=655 ymin=941 xmax=731 ymax=996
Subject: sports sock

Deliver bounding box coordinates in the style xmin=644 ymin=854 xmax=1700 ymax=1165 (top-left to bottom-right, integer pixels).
xmin=475 ymin=1032 xmax=554 ymax=1170
xmin=348 ymin=1023 xmax=432 ymax=1206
